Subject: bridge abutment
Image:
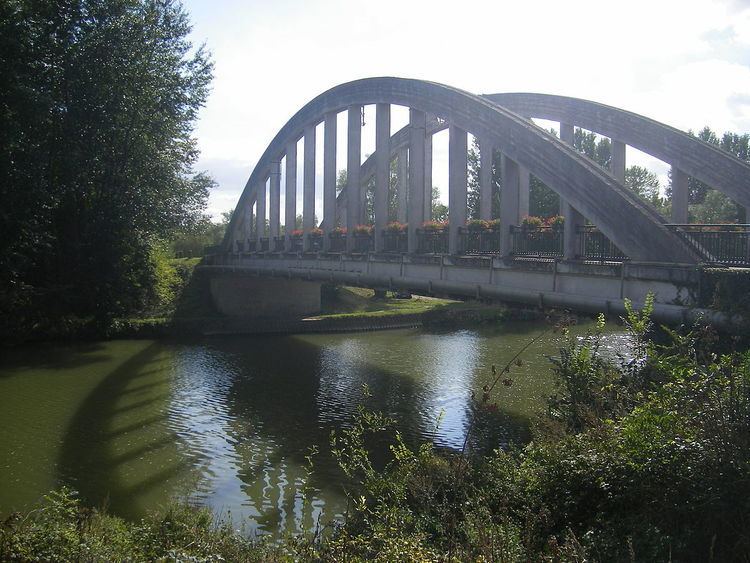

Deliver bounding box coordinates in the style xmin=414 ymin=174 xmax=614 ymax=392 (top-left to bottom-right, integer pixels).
xmin=209 ymin=273 xmax=322 ymax=318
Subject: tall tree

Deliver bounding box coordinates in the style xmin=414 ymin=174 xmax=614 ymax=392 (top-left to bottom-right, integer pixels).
xmin=0 ymin=0 xmax=213 ymax=333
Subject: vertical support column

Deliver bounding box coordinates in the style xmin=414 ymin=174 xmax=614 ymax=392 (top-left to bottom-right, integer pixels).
xmin=424 ymin=131 xmax=433 ymax=220
xmin=374 ymin=103 xmax=390 ymax=252
xmin=284 ymin=140 xmax=297 ymax=251
xmin=255 ymin=181 xmax=266 ymax=243
xmin=671 ymin=166 xmax=689 ymax=224
xmin=479 ymin=139 xmax=494 ymax=220
xmin=500 ymin=155 xmax=520 ymax=255
xmin=269 ymin=160 xmax=281 ymax=241
xmin=560 ymin=122 xmax=584 ymax=260
xmin=408 ymin=109 xmax=426 ymax=253
xmin=519 ymin=166 xmax=530 ymax=219
xmin=346 ymin=105 xmax=362 ymax=252
xmin=611 ymin=140 xmax=626 ymax=183
xmin=247 ymin=205 xmax=254 ymax=243
xmin=397 ymin=147 xmax=408 ymax=222
xmin=323 ymin=112 xmax=337 ymax=251
xmin=303 ymin=124 xmax=316 ymax=250
xmin=448 ymin=125 xmax=468 ymax=255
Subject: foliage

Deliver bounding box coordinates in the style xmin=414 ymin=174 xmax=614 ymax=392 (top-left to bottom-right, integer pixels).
xmin=520 ymin=215 xmax=544 ymax=229
xmin=0 ymin=488 xmax=283 ymax=561
xmin=353 ymin=224 xmax=373 ymax=235
xmin=385 ymin=221 xmax=407 ymax=233
xmin=0 ymin=0 xmax=213 ymax=337
xmin=466 ymin=218 xmax=490 ymax=231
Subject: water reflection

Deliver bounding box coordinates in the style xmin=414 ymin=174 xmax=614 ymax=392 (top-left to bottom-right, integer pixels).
xmin=0 ymin=321 xmax=624 ymax=536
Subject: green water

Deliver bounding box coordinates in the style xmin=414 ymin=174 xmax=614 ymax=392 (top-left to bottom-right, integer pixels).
xmin=0 ymin=321 xmax=627 ymax=535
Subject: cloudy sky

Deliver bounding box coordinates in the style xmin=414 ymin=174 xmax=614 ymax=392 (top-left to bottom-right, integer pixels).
xmin=183 ymin=0 xmax=750 ymax=219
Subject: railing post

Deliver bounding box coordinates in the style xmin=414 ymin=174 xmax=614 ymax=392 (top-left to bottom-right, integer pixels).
xmin=346 ymin=105 xmax=362 ymax=252
xmin=560 ymin=122 xmax=584 ymax=260
xmin=303 ymin=124 xmax=316 ymax=251
xmin=284 ymin=139 xmax=297 ymax=251
xmin=479 ymin=139 xmax=493 ymax=221
xmin=500 ymin=155 xmax=520 ymax=256
xmin=269 ymin=160 xmax=281 ymax=240
xmin=408 ymin=109 xmax=426 ymax=253
xmin=375 ymin=104 xmax=390 ymax=252
xmin=671 ymin=166 xmax=689 ymax=224
xmin=323 ymin=112 xmax=337 ymax=252
xmin=449 ymin=125 xmax=467 ymax=255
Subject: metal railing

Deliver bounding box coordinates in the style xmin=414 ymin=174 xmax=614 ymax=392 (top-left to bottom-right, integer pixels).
xmin=273 ymin=236 xmax=285 ymax=252
xmin=577 ymin=226 xmax=627 ymax=261
xmin=460 ymin=228 xmax=502 ymax=254
xmin=353 ymin=233 xmax=374 ymax=253
xmin=511 ymin=226 xmax=563 ymax=257
xmin=329 ymin=233 xmax=346 ymax=252
xmin=258 ymin=237 xmax=270 ymax=252
xmin=417 ymin=229 xmax=448 ymax=254
xmin=382 ymin=231 xmax=408 ymax=253
xmin=289 ymin=235 xmax=303 ymax=252
xmin=666 ymin=224 xmax=750 ymax=266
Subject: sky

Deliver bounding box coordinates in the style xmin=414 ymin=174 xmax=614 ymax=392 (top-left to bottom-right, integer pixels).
xmin=182 ymin=0 xmax=750 ymax=220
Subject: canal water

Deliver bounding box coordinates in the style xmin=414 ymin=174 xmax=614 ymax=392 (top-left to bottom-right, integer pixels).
xmin=0 ymin=321 xmax=627 ymax=536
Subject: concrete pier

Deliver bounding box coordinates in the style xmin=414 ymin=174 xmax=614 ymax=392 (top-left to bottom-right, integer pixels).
xmin=346 ymin=105 xmax=362 ymax=251
xmin=375 ymin=103 xmax=390 ymax=251
xmin=303 ymin=124 xmax=316 ymax=250
xmin=671 ymin=166 xmax=689 ymax=224
xmin=323 ymin=112 xmax=337 ymax=250
xmin=408 ymin=109 xmax=426 ymax=252
xmin=448 ymin=125 xmax=467 ymax=254
xmin=269 ymin=160 xmax=281 ymax=239
xmin=479 ymin=139 xmax=493 ymax=220
xmin=285 ymin=140 xmax=297 ymax=250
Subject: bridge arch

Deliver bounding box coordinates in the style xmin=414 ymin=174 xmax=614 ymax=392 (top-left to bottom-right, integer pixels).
xmin=225 ymin=77 xmax=697 ymax=263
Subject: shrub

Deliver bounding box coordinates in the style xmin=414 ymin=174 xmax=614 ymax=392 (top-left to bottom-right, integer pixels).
xmin=466 ymin=219 xmax=490 ymax=232
xmin=421 ymin=220 xmax=448 ymax=231
xmin=353 ymin=224 xmax=373 ymax=235
xmin=520 ymin=215 xmax=544 ymax=229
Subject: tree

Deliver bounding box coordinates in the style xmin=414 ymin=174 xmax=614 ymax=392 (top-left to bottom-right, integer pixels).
xmin=0 ymin=0 xmax=213 ymax=332
xmin=666 ymin=126 xmax=748 ymax=222
xmin=574 ymin=128 xmax=611 ymax=169
xmin=431 ymin=186 xmax=448 ymax=222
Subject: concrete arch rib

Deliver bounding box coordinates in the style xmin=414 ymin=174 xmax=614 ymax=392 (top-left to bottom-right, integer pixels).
xmin=225 ymin=77 xmax=696 ymax=263
xmin=483 ymin=93 xmax=750 ymax=210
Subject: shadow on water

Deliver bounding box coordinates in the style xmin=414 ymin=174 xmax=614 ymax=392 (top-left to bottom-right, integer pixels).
xmin=56 ymin=342 xmax=191 ymax=520
xmin=0 ymin=342 xmax=112 ymax=377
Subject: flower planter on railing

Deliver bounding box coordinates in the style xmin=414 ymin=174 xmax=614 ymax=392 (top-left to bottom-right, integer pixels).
xmin=666 ymin=224 xmax=750 ymax=266
xmin=511 ymin=226 xmax=562 ymax=257
xmin=417 ymin=227 xmax=448 ymax=254
xmin=576 ymin=226 xmax=627 ymax=261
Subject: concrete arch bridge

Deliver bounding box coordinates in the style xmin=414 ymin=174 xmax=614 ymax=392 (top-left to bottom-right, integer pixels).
xmin=204 ymin=78 xmax=750 ymax=324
